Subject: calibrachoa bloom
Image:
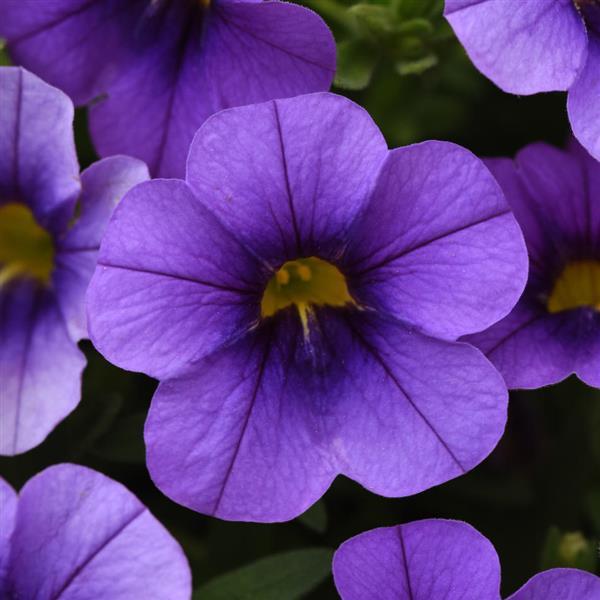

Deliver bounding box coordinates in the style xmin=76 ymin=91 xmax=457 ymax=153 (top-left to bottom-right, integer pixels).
xmin=0 ymin=0 xmax=336 ymax=178
xmin=445 ymin=0 xmax=600 ymax=161
xmin=0 ymin=464 xmax=191 ymax=599
xmin=465 ymin=142 xmax=600 ymax=389
xmin=87 ymin=92 xmax=528 ymax=522
xmin=333 ymin=519 xmax=600 ymax=600
xmin=0 ymin=66 xmax=148 ymax=455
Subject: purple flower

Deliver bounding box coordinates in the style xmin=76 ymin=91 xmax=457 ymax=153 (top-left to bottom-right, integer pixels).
xmin=87 ymin=92 xmax=527 ymax=522
xmin=444 ymin=0 xmax=600 ymax=162
xmin=0 ymin=0 xmax=336 ymax=178
xmin=333 ymin=519 xmax=600 ymax=600
xmin=0 ymin=66 xmax=149 ymax=455
xmin=465 ymin=142 xmax=600 ymax=389
xmin=0 ymin=464 xmax=191 ymax=599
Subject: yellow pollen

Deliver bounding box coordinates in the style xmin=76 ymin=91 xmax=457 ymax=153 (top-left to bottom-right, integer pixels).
xmin=261 ymin=257 xmax=355 ymax=335
xmin=0 ymin=203 xmax=54 ymax=288
xmin=547 ymin=260 xmax=600 ymax=313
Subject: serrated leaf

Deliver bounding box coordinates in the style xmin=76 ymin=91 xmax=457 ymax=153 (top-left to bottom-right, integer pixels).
xmin=193 ymin=548 xmax=333 ymax=600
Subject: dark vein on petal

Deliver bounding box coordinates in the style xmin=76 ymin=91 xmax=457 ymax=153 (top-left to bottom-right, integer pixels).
xmin=483 ymin=313 xmax=546 ymax=357
xmin=97 ymin=261 xmax=257 ymax=295
xmin=213 ymin=7 xmax=335 ymax=73
xmin=397 ymin=526 xmax=415 ymax=600
xmin=211 ymin=334 xmax=272 ymax=514
xmin=273 ymin=100 xmax=303 ymax=256
xmin=12 ymin=289 xmax=40 ymax=453
xmin=52 ymin=507 xmax=146 ymax=599
xmin=8 ymin=0 xmax=99 ymax=44
xmin=343 ymin=315 xmax=467 ymax=473
xmin=351 ymin=210 xmax=511 ymax=276
xmin=152 ymin=10 xmax=197 ymax=176
xmin=13 ymin=68 xmax=23 ymax=197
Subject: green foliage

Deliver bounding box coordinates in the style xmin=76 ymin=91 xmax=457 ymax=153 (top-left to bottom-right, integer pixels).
xmin=192 ymin=549 xmax=333 ymax=600
xmin=303 ymin=0 xmax=449 ymax=91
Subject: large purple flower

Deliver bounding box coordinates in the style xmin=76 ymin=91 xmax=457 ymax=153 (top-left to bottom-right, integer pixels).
xmin=444 ymin=0 xmax=600 ymax=161
xmin=87 ymin=92 xmax=527 ymax=522
xmin=0 ymin=0 xmax=336 ymax=178
xmin=333 ymin=519 xmax=600 ymax=600
xmin=465 ymin=142 xmax=600 ymax=389
xmin=0 ymin=66 xmax=149 ymax=455
xmin=0 ymin=464 xmax=191 ymax=598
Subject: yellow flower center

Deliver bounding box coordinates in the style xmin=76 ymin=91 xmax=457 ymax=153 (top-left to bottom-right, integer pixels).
xmin=547 ymin=260 xmax=600 ymax=313
xmin=0 ymin=203 xmax=54 ymax=288
xmin=261 ymin=257 xmax=355 ymax=334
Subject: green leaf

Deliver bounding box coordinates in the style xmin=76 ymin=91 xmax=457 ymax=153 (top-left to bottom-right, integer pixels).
xmin=298 ymin=501 xmax=328 ymax=534
xmin=348 ymin=4 xmax=394 ymax=37
xmin=193 ymin=548 xmax=333 ymax=600
xmin=0 ymin=39 xmax=11 ymax=66
xmin=334 ymin=40 xmax=379 ymax=90
xmin=395 ymin=53 xmax=438 ymax=76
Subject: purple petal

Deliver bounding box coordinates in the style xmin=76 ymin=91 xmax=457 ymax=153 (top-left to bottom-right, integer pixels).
xmin=145 ymin=315 xmax=336 ymax=523
xmin=55 ymin=155 xmax=149 ymax=341
xmin=326 ymin=312 xmax=507 ymax=497
xmin=468 ymin=144 xmax=600 ymax=389
xmin=146 ymin=309 xmax=507 ymax=521
xmin=508 ymin=569 xmax=600 ymax=600
xmin=90 ymin=0 xmax=335 ymax=177
xmin=568 ymin=36 xmax=600 ymax=162
xmin=0 ymin=477 xmax=17 ymax=591
xmin=87 ymin=178 xmax=263 ymax=380
xmin=186 ymin=93 xmax=388 ymax=264
xmin=344 ymin=142 xmax=527 ymax=340
xmin=6 ymin=464 xmax=191 ymax=599
xmin=464 ymin=300 xmax=580 ymax=389
xmin=0 ymin=0 xmax=137 ymax=105
xmin=445 ymin=0 xmax=587 ymax=94
xmin=0 ymin=66 xmax=79 ymax=235
xmin=333 ymin=519 xmax=501 ymax=600
xmin=1 ymin=0 xmax=335 ymax=178
xmin=0 ymin=282 xmax=85 ymax=455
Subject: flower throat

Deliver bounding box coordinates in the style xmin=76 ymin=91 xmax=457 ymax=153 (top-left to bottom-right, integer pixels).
xmin=547 ymin=260 xmax=600 ymax=313
xmin=261 ymin=257 xmax=355 ymax=333
xmin=0 ymin=203 xmax=54 ymax=287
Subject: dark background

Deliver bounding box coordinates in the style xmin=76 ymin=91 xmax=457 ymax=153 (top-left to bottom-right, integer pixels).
xmin=1 ymin=0 xmax=599 ymax=597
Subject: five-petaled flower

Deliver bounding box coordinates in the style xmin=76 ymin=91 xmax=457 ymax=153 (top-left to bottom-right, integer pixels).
xmin=0 ymin=0 xmax=336 ymax=178
xmin=87 ymin=92 xmax=528 ymax=522
xmin=0 ymin=66 xmax=148 ymax=455
xmin=333 ymin=519 xmax=600 ymax=600
xmin=445 ymin=0 xmax=600 ymax=162
xmin=466 ymin=141 xmax=600 ymax=389
xmin=0 ymin=464 xmax=191 ymax=598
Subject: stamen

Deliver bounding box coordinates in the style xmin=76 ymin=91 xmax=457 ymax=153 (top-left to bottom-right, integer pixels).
xmin=0 ymin=203 xmax=54 ymax=287
xmin=547 ymin=260 xmax=600 ymax=313
xmin=261 ymin=257 xmax=355 ymax=334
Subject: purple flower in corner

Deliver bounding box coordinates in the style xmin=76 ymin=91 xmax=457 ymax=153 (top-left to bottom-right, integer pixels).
xmin=444 ymin=0 xmax=600 ymax=162
xmin=0 ymin=66 xmax=149 ymax=455
xmin=0 ymin=464 xmax=191 ymax=599
xmin=0 ymin=0 xmax=336 ymax=178
xmin=465 ymin=142 xmax=600 ymax=389
xmin=87 ymin=92 xmax=527 ymax=522
xmin=333 ymin=519 xmax=600 ymax=600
